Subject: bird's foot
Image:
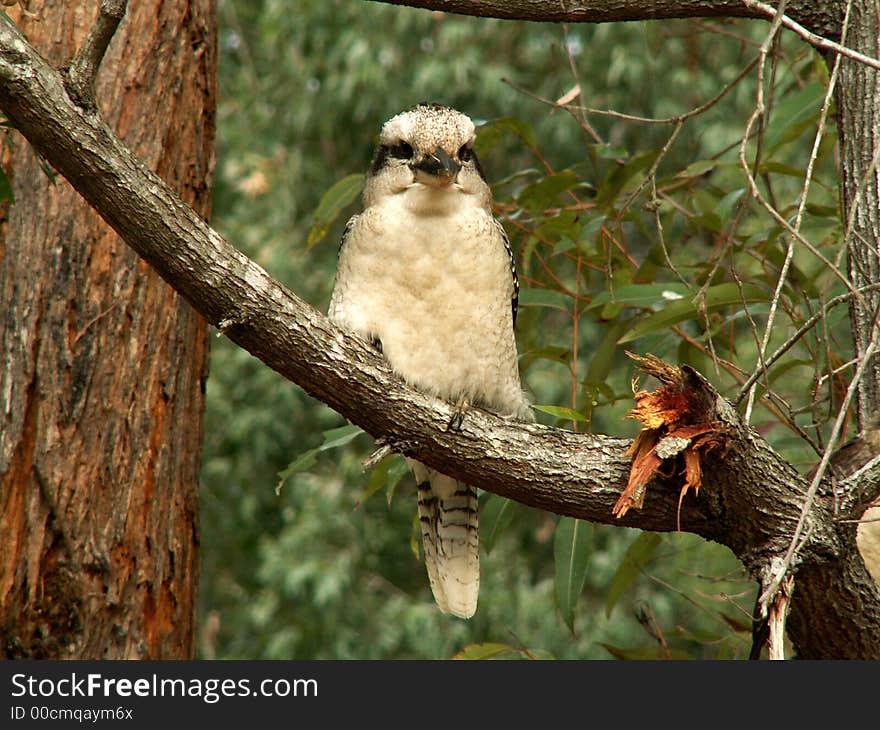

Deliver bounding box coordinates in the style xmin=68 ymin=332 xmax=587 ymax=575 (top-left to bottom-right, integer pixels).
xmin=447 ymin=395 xmax=470 ymax=431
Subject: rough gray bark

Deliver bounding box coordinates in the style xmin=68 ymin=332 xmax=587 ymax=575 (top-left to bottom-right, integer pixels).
xmin=1 ymin=0 xmax=878 ymax=658
xmin=838 ymin=2 xmax=880 ymax=431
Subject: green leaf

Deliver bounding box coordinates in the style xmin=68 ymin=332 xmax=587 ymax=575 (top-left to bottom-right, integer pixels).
xmin=318 ymin=424 xmax=364 ymax=450
xmin=453 ymin=642 xmax=518 ymax=660
xmin=356 ymin=454 xmax=393 ymax=508
xmin=519 ymin=345 xmax=570 ymax=373
xmin=307 ymin=173 xmax=364 ymax=247
xmin=453 ymin=642 xmax=552 ymax=660
xmin=588 ymin=283 xmax=690 ymax=311
xmin=582 ymin=319 xmax=631 ymax=421
xmin=532 ymin=404 xmax=590 ymax=423
xmin=718 ymin=611 xmax=752 ymax=634
xmin=491 ymin=168 xmax=543 ymax=191
xmin=480 ymin=493 xmax=518 ymax=553
xmin=714 ymin=188 xmax=747 ymax=220
xmin=533 ymin=208 xmax=581 ymax=241
xmin=598 ymin=150 xmax=658 ymax=206
xmin=355 ymin=453 xmax=409 ymax=508
xmin=692 ymin=211 xmax=723 ymax=233
xmin=517 ymin=287 xmax=572 ymax=311
xmin=601 ymin=643 xmax=692 ymax=660
xmin=805 ymin=203 xmax=839 ymax=219
xmin=618 ymin=282 xmax=770 ymax=343
xmin=36 ymin=153 xmax=57 ymax=185
xmin=384 ymin=455 xmax=411 ymax=506
xmin=675 ymin=159 xmax=718 ymax=179
xmin=476 ymin=116 xmax=538 ymax=155
xmin=289 ymin=425 xmax=361 ymax=465
xmin=276 ymin=424 xmax=364 ymax=492
xmin=763 ymin=81 xmax=825 ymax=156
xmin=517 ymin=169 xmax=578 ymax=212
xmin=605 ymin=532 xmax=661 ymax=617
xmin=554 ymin=517 xmax=592 ymax=632
xmin=759 ymin=161 xmax=810 ymax=179
xmin=276 ymin=448 xmax=319 ymax=490
xmin=588 ymin=142 xmax=629 ymax=160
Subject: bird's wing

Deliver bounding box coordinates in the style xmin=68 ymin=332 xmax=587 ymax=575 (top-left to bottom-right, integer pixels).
xmin=493 ymin=218 xmax=519 ymax=328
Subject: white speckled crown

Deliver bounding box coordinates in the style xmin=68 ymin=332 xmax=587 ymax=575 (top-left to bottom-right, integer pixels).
xmin=379 ymin=103 xmax=476 ymax=154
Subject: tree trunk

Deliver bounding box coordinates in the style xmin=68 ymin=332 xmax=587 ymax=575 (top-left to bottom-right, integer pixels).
xmin=0 ymin=0 xmax=216 ymax=659
xmin=838 ymin=1 xmax=880 ymax=431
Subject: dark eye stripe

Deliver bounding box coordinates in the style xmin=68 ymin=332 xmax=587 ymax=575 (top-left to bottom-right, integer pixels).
xmin=369 ymin=141 xmax=413 ymax=175
xmin=389 ymin=141 xmax=413 ymax=159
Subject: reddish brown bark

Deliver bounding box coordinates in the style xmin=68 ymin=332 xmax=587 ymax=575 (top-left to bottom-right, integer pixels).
xmin=0 ymin=1 xmax=216 ymax=659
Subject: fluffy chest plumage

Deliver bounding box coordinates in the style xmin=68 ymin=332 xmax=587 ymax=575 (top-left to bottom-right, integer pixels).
xmin=329 ymin=186 xmax=523 ymax=413
xmin=367 ymin=190 xmax=505 ymax=298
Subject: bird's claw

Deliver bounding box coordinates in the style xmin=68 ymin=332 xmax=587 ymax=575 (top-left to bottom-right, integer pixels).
xmin=447 ymin=396 xmax=470 ymax=431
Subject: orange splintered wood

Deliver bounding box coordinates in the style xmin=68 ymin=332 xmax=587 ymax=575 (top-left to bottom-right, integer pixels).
xmin=614 ymin=353 xmax=729 ymax=527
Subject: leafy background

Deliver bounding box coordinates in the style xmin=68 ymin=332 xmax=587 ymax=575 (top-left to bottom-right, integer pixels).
xmin=199 ymin=0 xmax=843 ymax=659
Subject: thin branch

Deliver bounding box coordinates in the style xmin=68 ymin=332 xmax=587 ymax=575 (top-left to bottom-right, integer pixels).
xmin=760 ymin=322 xmax=880 ymax=609
xmin=740 ymin=0 xmax=787 ymax=424
xmin=569 ymin=56 xmax=760 ymax=126
xmin=738 ymin=111 xmax=857 ymax=300
xmin=64 ymin=0 xmax=128 ymax=108
xmin=735 ymin=285 xmax=880 ymax=405
xmin=743 ymin=0 xmax=847 ymax=421
xmin=620 ymin=121 xmax=683 ymax=211
xmin=742 ymin=0 xmax=880 ymax=70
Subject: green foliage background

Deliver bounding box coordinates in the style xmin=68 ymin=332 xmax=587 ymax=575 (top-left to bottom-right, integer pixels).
xmin=200 ymin=0 xmax=843 ymax=659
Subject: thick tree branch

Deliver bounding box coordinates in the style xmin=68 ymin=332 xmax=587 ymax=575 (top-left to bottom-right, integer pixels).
xmin=1 ymin=7 xmax=879 ymax=657
xmin=368 ymin=0 xmax=842 ymax=40
xmin=64 ymin=0 xmax=128 ymax=107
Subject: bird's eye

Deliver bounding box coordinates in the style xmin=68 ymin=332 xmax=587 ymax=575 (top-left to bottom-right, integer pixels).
xmin=389 ymin=141 xmax=414 ymax=159
xmin=458 ymin=144 xmax=472 ymax=162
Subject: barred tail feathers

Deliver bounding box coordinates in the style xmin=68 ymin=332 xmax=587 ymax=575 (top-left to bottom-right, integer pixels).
xmin=409 ymin=459 xmax=479 ymax=619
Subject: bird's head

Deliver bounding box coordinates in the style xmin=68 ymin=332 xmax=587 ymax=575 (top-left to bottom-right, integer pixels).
xmin=365 ymin=103 xmax=488 ymax=205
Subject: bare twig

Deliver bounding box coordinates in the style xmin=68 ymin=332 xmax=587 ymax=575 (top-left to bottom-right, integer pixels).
xmin=742 ymin=0 xmax=880 ymax=71
xmin=739 ymin=0 xmax=787 ymax=423
xmin=735 ymin=285 xmax=880 ymax=405
xmin=760 ymin=322 xmax=880 ymax=610
xmin=64 ymin=0 xmax=128 ymax=108
xmin=738 ymin=110 xmax=857 ymax=300
xmin=743 ymin=1 xmax=849 ymax=421
xmin=649 ymin=177 xmax=691 ymax=291
xmin=621 ymin=121 xmax=683 ymax=211
xmin=560 ymin=56 xmax=759 ymax=126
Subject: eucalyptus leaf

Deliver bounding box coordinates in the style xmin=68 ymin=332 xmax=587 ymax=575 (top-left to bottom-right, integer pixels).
xmin=533 ymin=405 xmax=590 ymax=423
xmin=605 ymin=532 xmax=661 ymax=617
xmin=554 ymin=517 xmax=592 ymax=632
xmin=307 ymin=173 xmax=364 ymax=247
xmin=619 ymin=283 xmax=770 ymax=343
xmin=480 ymin=494 xmax=518 ymax=553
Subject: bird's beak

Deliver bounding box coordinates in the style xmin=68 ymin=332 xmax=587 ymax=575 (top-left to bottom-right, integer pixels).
xmin=412 ymin=148 xmax=461 ymax=186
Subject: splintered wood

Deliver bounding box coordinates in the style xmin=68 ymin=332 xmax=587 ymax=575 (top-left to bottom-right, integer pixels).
xmin=614 ymin=353 xmax=730 ymax=529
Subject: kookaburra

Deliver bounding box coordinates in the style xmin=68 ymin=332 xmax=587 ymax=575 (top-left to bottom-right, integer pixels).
xmin=328 ymin=103 xmax=532 ymax=618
